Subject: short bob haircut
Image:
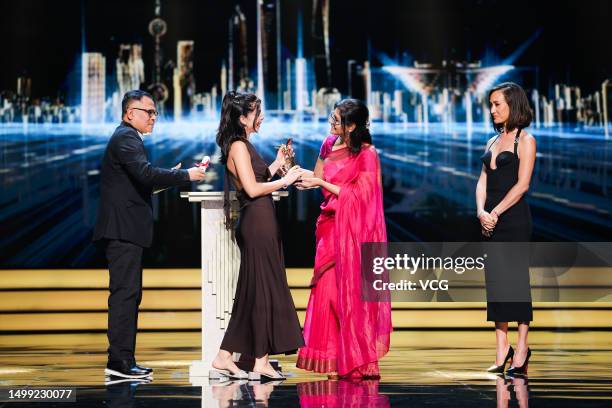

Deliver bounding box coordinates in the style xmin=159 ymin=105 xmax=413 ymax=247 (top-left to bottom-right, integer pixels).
xmin=488 ymin=82 xmax=533 ymax=133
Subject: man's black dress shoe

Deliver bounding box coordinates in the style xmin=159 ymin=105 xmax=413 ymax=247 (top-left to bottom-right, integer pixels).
xmin=132 ymin=361 xmax=153 ymax=374
xmin=105 ymin=360 xmax=151 ymax=379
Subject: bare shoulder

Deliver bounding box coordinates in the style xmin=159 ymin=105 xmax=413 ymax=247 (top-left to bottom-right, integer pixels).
xmin=228 ymin=140 xmax=251 ymax=163
xmin=230 ymin=139 xmax=247 ymax=148
xmin=517 ymin=131 xmax=536 ymax=161
xmin=519 ymin=131 xmax=536 ymax=147
xmin=486 ymin=135 xmax=498 ymax=149
xmin=229 ymin=140 xmax=248 ymax=153
xmin=520 ymin=131 xmax=535 ymax=142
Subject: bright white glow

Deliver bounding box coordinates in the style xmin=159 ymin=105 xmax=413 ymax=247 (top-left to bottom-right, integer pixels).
xmin=382 ymin=66 xmax=430 ymax=94
xmin=296 ymin=58 xmax=307 ymax=111
xmin=467 ymin=65 xmax=514 ymax=95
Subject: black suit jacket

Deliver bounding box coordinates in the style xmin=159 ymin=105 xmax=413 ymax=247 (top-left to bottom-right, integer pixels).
xmin=93 ymin=122 xmax=190 ymax=247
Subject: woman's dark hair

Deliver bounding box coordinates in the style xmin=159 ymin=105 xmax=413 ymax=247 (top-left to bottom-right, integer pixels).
xmin=334 ymin=98 xmax=372 ymax=154
xmin=216 ymin=90 xmax=261 ymax=164
xmin=488 ymin=82 xmax=533 ymax=133
xmin=217 ymin=91 xmax=261 ymax=229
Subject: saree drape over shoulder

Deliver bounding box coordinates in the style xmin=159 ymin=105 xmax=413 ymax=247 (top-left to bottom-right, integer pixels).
xmin=297 ymin=135 xmax=391 ymax=378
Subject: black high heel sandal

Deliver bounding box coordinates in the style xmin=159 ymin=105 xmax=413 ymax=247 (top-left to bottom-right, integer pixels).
xmin=487 ymin=345 xmax=514 ymax=373
xmin=506 ymin=348 xmax=531 ymax=376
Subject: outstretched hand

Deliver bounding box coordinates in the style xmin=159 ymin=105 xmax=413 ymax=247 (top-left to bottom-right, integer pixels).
xmin=187 ymin=165 xmax=207 ymax=181
xmin=295 ymin=177 xmax=320 ymax=189
xmin=283 ymin=165 xmax=304 ymax=185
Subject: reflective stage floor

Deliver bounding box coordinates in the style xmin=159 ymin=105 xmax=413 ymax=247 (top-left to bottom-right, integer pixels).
xmin=1 ymin=330 xmax=611 ymax=407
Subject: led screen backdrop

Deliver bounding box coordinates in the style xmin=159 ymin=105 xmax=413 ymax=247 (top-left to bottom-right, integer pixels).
xmin=0 ymin=0 xmax=610 ymax=268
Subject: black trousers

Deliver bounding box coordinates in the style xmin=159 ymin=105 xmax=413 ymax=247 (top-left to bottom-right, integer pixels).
xmin=105 ymin=239 xmax=144 ymax=363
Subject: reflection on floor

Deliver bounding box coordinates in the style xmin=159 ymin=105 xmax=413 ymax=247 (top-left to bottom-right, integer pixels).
xmin=1 ymin=330 xmax=611 ymax=406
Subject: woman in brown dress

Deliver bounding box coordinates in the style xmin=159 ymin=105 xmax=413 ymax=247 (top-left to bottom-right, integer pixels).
xmin=211 ymin=91 xmax=305 ymax=379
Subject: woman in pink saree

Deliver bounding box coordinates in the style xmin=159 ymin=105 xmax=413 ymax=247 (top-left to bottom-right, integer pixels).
xmin=295 ymin=99 xmax=391 ymax=379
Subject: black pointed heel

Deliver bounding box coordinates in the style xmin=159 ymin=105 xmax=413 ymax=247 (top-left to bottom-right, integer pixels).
xmin=506 ymin=348 xmax=531 ymax=376
xmin=486 ymin=345 xmax=514 ymax=373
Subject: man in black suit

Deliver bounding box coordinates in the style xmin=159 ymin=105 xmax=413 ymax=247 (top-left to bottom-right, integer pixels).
xmin=94 ymin=90 xmax=206 ymax=379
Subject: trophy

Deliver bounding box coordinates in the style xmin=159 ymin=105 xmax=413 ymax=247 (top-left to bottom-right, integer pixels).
xmin=276 ymin=138 xmax=296 ymax=176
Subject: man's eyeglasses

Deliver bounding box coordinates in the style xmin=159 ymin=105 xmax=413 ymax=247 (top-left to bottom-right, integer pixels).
xmin=328 ymin=113 xmax=340 ymax=126
xmin=131 ymin=107 xmax=158 ymax=118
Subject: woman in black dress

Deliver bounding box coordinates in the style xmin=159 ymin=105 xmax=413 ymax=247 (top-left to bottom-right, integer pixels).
xmin=476 ymin=82 xmax=536 ymax=375
xmin=212 ymin=91 xmax=305 ymax=379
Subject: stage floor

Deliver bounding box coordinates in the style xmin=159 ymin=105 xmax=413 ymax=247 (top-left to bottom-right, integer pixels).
xmin=1 ymin=330 xmax=611 ymax=407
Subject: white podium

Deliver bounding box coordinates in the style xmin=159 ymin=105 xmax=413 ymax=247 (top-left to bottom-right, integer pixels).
xmin=180 ymin=191 xmax=289 ymax=383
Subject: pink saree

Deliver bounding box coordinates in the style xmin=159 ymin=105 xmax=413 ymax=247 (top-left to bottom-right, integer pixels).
xmin=297 ymin=135 xmax=391 ymax=378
